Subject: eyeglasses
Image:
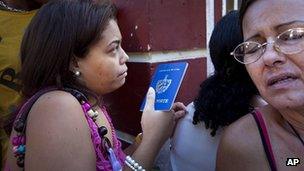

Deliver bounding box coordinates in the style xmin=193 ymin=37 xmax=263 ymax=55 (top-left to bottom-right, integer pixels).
xmin=230 ymin=28 xmax=304 ymax=64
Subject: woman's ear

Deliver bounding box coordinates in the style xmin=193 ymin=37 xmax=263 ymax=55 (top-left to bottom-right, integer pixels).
xmin=70 ymin=57 xmax=81 ymax=76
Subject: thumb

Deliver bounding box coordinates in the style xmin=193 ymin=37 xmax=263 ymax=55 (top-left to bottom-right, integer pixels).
xmin=144 ymin=87 xmax=156 ymax=111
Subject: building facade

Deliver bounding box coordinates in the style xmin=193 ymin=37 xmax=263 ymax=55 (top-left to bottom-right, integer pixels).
xmin=107 ymin=0 xmax=241 ymax=144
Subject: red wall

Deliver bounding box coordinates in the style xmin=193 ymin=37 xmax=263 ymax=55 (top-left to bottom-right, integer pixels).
xmin=113 ymin=0 xmax=206 ymax=51
xmin=214 ymin=0 xmax=223 ymax=24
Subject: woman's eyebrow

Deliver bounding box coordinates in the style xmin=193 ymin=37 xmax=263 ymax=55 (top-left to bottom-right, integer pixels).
xmin=275 ymin=20 xmax=304 ymax=30
xmin=244 ymin=34 xmax=260 ymax=42
xmin=108 ymin=40 xmax=120 ymax=46
xmin=244 ymin=20 xmax=304 ymax=42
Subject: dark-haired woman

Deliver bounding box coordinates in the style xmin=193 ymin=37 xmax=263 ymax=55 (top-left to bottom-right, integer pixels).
xmin=3 ymin=0 xmax=186 ymax=170
xmin=217 ymin=0 xmax=304 ymax=170
xmin=170 ymin=11 xmax=266 ymax=171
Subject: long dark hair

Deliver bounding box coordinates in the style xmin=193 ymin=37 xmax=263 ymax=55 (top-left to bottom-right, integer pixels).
xmin=4 ymin=0 xmax=117 ymax=134
xmin=20 ymin=0 xmax=117 ymax=97
xmin=193 ymin=11 xmax=258 ymax=136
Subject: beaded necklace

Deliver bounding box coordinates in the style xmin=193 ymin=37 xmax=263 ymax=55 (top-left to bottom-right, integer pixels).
xmin=0 ymin=0 xmax=27 ymax=12
xmin=12 ymin=87 xmax=122 ymax=171
xmin=81 ymin=100 xmax=122 ymax=171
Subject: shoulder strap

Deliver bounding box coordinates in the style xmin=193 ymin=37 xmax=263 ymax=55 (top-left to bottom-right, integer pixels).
xmin=251 ymin=110 xmax=277 ymax=171
xmin=14 ymin=87 xmax=59 ymax=132
xmin=14 ymin=87 xmax=89 ymax=133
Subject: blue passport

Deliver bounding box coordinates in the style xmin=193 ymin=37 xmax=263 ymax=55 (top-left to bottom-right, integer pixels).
xmin=140 ymin=61 xmax=188 ymax=111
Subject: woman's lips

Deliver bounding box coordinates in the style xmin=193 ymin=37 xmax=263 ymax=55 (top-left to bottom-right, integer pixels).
xmin=117 ymin=71 xmax=127 ymax=78
xmin=266 ymin=72 xmax=299 ymax=89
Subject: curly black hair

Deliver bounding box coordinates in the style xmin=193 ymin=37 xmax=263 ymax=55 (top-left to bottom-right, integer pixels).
xmin=193 ymin=10 xmax=258 ymax=136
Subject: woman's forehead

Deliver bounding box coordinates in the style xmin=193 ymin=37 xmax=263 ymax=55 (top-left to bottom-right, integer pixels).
xmin=242 ymin=0 xmax=304 ymax=37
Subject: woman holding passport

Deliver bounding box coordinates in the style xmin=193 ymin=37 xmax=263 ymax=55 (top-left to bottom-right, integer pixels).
xmin=3 ymin=0 xmax=186 ymax=170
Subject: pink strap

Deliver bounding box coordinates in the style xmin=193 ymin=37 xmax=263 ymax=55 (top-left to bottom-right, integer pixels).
xmin=251 ymin=110 xmax=277 ymax=171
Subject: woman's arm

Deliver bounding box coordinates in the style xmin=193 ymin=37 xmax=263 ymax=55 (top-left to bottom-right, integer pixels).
xmin=25 ymin=91 xmax=96 ymax=171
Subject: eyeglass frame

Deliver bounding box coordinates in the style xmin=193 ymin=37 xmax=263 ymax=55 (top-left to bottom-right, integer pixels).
xmin=230 ymin=27 xmax=304 ymax=64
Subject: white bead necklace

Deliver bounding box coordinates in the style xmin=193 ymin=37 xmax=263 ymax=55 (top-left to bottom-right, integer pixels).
xmin=0 ymin=0 xmax=27 ymax=12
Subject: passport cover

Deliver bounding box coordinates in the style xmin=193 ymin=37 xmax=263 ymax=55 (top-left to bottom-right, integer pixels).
xmin=140 ymin=61 xmax=188 ymax=111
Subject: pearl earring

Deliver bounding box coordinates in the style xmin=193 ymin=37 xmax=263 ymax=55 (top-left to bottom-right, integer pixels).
xmin=75 ymin=70 xmax=81 ymax=77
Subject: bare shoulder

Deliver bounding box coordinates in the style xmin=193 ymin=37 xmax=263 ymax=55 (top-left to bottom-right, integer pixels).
xmin=28 ymin=90 xmax=83 ymax=121
xmin=216 ymin=111 xmax=269 ymax=171
xmin=220 ymin=104 xmax=275 ymax=146
xmin=218 ymin=113 xmax=259 ymax=153
xmin=27 ymin=90 xmax=88 ymax=131
xmin=25 ymin=90 xmax=96 ymax=170
xmin=32 ymin=90 xmax=81 ymax=109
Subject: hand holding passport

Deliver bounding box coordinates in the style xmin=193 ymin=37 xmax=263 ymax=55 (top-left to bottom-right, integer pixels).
xmin=138 ymin=62 xmax=188 ymax=157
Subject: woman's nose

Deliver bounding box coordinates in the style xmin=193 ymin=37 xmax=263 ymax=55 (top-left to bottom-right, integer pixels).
xmin=261 ymin=39 xmax=286 ymax=67
xmin=120 ymin=48 xmax=129 ymax=64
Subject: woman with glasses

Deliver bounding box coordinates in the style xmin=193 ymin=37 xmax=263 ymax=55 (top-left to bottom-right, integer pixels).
xmin=217 ymin=0 xmax=304 ymax=170
xmin=170 ymin=11 xmax=266 ymax=171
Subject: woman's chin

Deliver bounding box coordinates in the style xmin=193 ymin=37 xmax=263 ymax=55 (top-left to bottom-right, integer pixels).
xmin=102 ymin=81 xmax=126 ymax=95
xmin=269 ymin=95 xmax=304 ymax=111
xmin=116 ymin=78 xmax=126 ymax=89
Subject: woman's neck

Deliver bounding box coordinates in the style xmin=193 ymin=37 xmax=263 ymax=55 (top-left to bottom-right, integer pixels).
xmin=251 ymin=95 xmax=268 ymax=108
xmin=280 ymin=108 xmax=304 ymax=133
xmin=88 ymin=96 xmax=102 ymax=108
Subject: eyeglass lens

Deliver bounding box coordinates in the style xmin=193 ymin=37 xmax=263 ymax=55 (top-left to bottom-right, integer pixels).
xmin=233 ymin=28 xmax=304 ymax=64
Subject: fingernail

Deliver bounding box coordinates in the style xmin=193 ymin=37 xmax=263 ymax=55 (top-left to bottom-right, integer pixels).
xmin=148 ymin=87 xmax=154 ymax=94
